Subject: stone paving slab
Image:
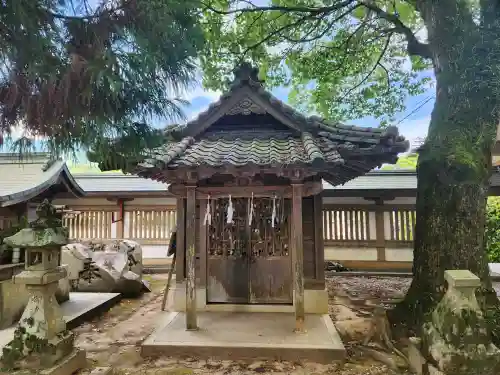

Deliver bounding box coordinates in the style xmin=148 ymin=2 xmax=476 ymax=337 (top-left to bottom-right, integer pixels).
xmin=0 ymin=292 xmax=120 ymax=352
xmin=142 ymin=311 xmax=346 ymax=364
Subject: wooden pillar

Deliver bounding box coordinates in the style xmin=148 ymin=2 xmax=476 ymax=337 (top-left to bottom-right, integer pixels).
xmin=185 ymin=186 xmax=197 ymax=330
xmin=198 ymin=199 xmax=207 ymax=288
xmin=375 ymin=199 xmax=386 ymax=261
xmin=176 ymin=197 xmax=186 ymax=281
xmin=291 ymin=183 xmax=305 ymax=332
xmin=313 ymin=193 xmax=324 ymax=283
xmin=116 ymin=199 xmax=125 ymax=239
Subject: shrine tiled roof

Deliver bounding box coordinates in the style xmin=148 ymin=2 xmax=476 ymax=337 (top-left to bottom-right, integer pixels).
xmin=142 ymin=129 xmax=345 ymax=169
xmin=133 ymin=64 xmax=408 ymax=185
xmin=90 ymin=63 xmax=409 ymax=185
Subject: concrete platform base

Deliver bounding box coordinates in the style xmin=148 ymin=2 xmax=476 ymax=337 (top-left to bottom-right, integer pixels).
xmin=142 ymin=312 xmax=346 ymax=364
xmin=171 ymin=283 xmax=329 ymax=314
xmin=40 ymin=349 xmax=87 ymax=375
xmin=0 ymin=292 xmax=120 ymax=352
xmin=9 ymin=349 xmax=86 ymax=375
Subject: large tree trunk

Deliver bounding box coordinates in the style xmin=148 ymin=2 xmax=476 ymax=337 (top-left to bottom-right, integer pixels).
xmin=391 ymin=0 xmax=500 ymax=340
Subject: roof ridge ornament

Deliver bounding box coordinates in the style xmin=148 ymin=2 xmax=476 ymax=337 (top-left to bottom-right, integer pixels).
xmin=231 ymin=62 xmax=264 ymax=87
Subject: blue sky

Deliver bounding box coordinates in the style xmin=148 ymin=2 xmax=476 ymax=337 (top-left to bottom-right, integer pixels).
xmin=64 ymin=76 xmax=433 ymax=165
xmin=178 ymin=79 xmax=434 ymax=148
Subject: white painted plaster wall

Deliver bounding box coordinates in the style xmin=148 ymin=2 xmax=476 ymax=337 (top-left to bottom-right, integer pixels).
xmin=325 ymin=247 xmax=378 ymax=261
xmin=385 ymin=248 xmax=413 ymax=262
xmin=128 ymin=197 xmax=176 ymax=205
xmin=390 ymin=197 xmax=417 ymax=205
xmin=142 ymin=245 xmax=170 ymax=259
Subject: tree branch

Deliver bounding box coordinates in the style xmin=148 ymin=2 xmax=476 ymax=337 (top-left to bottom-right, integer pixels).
xmin=205 ymin=0 xmax=431 ymax=60
xmin=360 ymin=1 xmax=432 ymax=59
xmin=342 ymin=33 xmax=393 ymax=99
xmin=47 ymin=3 xmax=126 ymax=21
xmin=283 ymin=4 xmax=363 ymax=44
xmin=240 ymin=14 xmax=311 ymax=58
xmin=202 ymin=0 xmax=356 ymax=15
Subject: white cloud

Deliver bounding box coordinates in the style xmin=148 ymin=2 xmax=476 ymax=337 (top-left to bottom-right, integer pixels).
xmin=9 ymin=123 xmax=25 ymax=140
xmin=187 ymin=102 xmax=212 ymax=120
xmin=398 ymin=115 xmax=430 ymax=149
xmin=5 ymin=120 xmax=47 ymax=146
xmin=181 ymin=85 xmax=221 ymax=102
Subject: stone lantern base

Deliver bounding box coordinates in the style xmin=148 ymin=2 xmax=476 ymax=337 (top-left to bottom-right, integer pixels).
xmin=4 ymin=348 xmax=86 ymax=375
xmin=39 ymin=349 xmax=86 ymax=375
xmin=0 ymin=200 xmax=87 ymax=374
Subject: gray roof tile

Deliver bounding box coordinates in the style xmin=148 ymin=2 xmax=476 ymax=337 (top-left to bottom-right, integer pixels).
xmin=74 ymin=170 xmax=419 ymax=193
xmin=324 ymin=172 xmax=417 ymax=190
xmin=0 ymin=153 xmax=84 ymax=205
xmin=74 ymin=173 xmax=167 ymax=192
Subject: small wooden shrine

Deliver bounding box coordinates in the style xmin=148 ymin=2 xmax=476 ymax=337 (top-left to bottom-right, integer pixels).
xmin=118 ymin=63 xmax=408 ymax=330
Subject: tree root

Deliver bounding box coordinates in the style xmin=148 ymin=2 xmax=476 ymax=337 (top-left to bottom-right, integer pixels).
xmin=363 ymin=306 xmax=409 ymax=363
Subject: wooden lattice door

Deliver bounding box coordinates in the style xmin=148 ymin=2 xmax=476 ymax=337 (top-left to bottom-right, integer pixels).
xmin=206 ymin=197 xmax=292 ymax=304
xmin=248 ymin=197 xmax=292 ymax=304
xmin=207 ymin=198 xmax=250 ymax=303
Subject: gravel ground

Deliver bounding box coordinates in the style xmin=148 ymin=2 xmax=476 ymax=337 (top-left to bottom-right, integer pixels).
xmin=327 ymin=277 xmax=411 ymax=301
xmin=327 ymin=275 xmax=500 ymax=300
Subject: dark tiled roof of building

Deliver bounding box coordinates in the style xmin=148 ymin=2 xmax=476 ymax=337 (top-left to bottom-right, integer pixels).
xmin=71 ymin=169 xmax=500 ymax=195
xmin=145 ymin=129 xmax=344 ymax=168
xmin=133 ymin=63 xmax=409 ymax=185
xmin=0 ymin=153 xmax=84 ymax=206
xmin=75 ymin=173 xmax=168 ymax=193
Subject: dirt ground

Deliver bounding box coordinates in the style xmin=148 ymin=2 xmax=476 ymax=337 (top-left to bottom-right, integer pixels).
xmin=73 ymin=275 xmax=420 ymax=375
xmin=73 ymin=274 xmax=500 ymax=374
xmin=72 ymin=274 xmax=500 ymax=375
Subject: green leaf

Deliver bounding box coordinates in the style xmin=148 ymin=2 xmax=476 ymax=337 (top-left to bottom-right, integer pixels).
xmin=352 ymin=7 xmax=366 ymax=20
xmin=199 ymin=0 xmax=431 ymax=124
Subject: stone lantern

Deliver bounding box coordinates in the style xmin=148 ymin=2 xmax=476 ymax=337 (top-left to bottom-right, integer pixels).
xmin=0 ymin=200 xmax=85 ymax=373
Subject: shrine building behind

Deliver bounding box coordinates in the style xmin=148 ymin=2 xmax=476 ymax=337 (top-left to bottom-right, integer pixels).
xmin=116 ymin=63 xmax=409 ymax=329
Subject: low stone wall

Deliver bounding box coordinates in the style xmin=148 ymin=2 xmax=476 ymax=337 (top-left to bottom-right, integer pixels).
xmin=0 ymin=263 xmax=71 ymax=329
xmin=0 ymin=263 xmax=28 ymax=329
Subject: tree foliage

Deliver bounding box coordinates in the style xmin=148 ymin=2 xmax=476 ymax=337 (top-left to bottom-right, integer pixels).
xmin=0 ymin=0 xmax=203 ymax=157
xmin=200 ymin=0 xmax=433 ymax=125
xmin=380 ymin=153 xmax=417 ymax=169
xmin=486 ymin=197 xmax=500 ymax=263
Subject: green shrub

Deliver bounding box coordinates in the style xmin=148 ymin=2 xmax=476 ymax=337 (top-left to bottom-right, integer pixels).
xmin=486 ymin=197 xmax=500 ymax=262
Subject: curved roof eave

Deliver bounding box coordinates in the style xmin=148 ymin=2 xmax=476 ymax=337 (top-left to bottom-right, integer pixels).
xmin=0 ymin=162 xmax=85 ymax=207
